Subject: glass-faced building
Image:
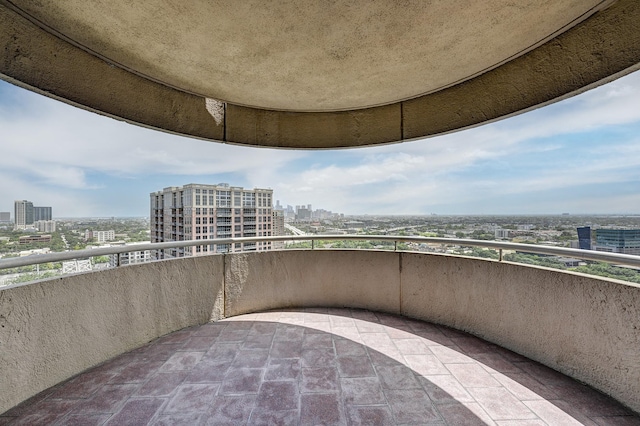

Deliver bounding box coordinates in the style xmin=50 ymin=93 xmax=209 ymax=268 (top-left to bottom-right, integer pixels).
xmin=595 ymin=229 xmax=640 ymax=256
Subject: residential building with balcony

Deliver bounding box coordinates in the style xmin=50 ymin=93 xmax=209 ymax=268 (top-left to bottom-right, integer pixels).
xmin=151 ymin=183 xmax=273 ymax=257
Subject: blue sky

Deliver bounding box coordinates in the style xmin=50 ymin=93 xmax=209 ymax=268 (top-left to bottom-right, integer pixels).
xmin=1 ymin=70 xmax=640 ymax=217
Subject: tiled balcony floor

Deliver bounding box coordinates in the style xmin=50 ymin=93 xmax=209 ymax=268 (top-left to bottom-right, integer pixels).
xmin=2 ymin=308 xmax=639 ymax=425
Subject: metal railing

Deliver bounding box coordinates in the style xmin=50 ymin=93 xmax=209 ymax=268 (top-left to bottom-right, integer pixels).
xmin=1 ymin=235 xmax=639 ymax=271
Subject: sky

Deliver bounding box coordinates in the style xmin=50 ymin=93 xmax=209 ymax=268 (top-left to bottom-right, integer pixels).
xmin=1 ymin=70 xmax=640 ymax=217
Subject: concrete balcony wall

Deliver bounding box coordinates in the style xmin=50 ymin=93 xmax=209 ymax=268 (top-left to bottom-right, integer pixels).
xmin=399 ymin=252 xmax=640 ymax=414
xmin=0 ymin=256 xmax=225 ymax=413
xmin=1 ymin=249 xmax=639 ymax=414
xmin=224 ymin=250 xmax=401 ymax=316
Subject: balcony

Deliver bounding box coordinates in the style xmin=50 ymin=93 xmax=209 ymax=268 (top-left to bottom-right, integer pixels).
xmin=1 ymin=237 xmax=639 ymax=423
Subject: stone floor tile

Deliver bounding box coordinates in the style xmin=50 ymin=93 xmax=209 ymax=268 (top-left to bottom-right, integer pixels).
xmin=270 ymin=341 xmax=303 ymax=358
xmin=242 ymin=333 xmax=274 ymax=349
xmin=203 ymin=394 xmax=257 ymax=425
xmin=475 ymin=352 xmax=524 ymax=374
xmin=367 ymin=347 xmax=405 ymax=367
xmin=50 ymin=371 xmax=114 ymax=399
xmin=159 ymin=351 xmax=204 ymax=372
xmin=492 ymin=372 xmax=557 ymax=401
xmin=265 ymin=358 xmax=301 ymax=381
xmin=300 ymin=393 xmax=345 ymax=425
xmin=162 ymin=383 xmax=218 ymax=413
xmin=203 ymin=343 xmax=242 ymax=361
xmin=467 ymin=387 xmax=537 ymax=421
xmin=230 ymin=349 xmax=269 ymax=369
xmin=251 ymin=322 xmax=278 ymax=334
xmin=184 ymin=359 xmax=232 ymax=383
xmin=274 ymin=325 xmax=305 ymax=342
xmin=523 ymin=400 xmax=586 ymax=425
xmin=384 ymin=388 xmax=441 ymax=424
xmin=330 ymin=316 xmax=355 ymax=327
xmin=341 ymin=377 xmax=386 ymax=405
xmin=446 ymin=363 xmax=502 ymax=387
xmin=256 ymin=381 xmax=299 ymax=411
xmin=393 ymin=337 xmax=431 ymax=355
xmin=334 ymin=338 xmax=367 ymax=356
xmin=355 ymin=319 xmax=385 ymax=333
xmin=149 ymin=412 xmax=204 ymax=425
xmin=330 ymin=326 xmax=362 ymax=341
xmin=301 ymin=367 xmax=340 ymax=393
xmin=346 ymin=405 xmax=395 ymax=426
xmin=135 ymin=371 xmax=187 ymax=397
xmin=404 ymin=354 xmax=450 ymax=376
xmin=55 ymin=413 xmax=112 ymax=425
xmin=216 ymin=329 xmax=250 ymax=342
xmin=450 ymin=336 xmax=497 ymax=355
xmin=429 ymin=345 xmax=474 ymax=364
xmin=249 ymin=409 xmax=300 ymax=425
xmin=220 ymin=368 xmax=263 ymax=394
xmin=436 ymin=402 xmax=497 ymax=426
xmin=302 ymin=333 xmax=334 ymax=349
xmin=337 ymin=356 xmax=376 ymax=377
xmin=384 ymin=326 xmax=417 ymax=339
xmin=304 ymin=322 xmax=333 ymax=333
xmin=5 ymin=309 xmax=640 ymax=425
xmin=72 ymin=384 xmax=138 ymax=414
xmin=418 ymin=374 xmax=474 ymax=404
xmin=104 ymin=398 xmax=164 ymax=426
xmin=376 ymin=365 xmax=421 ymax=390
xmin=302 ymin=348 xmax=337 ymax=368
xmin=179 ymin=336 xmax=217 ymax=352
xmin=191 ymin=322 xmax=224 ymax=337
xmin=109 ymin=360 xmax=165 ymax=384
xmin=9 ymin=400 xmax=77 ymax=426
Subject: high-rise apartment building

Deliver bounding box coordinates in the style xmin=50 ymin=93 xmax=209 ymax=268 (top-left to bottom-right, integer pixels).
xmin=33 ymin=206 xmax=53 ymax=221
xmin=14 ymin=200 xmax=34 ymax=230
xmin=594 ymin=229 xmax=640 ymax=255
xmin=151 ymin=183 xmax=273 ymax=258
xmin=272 ymin=210 xmax=285 ymax=250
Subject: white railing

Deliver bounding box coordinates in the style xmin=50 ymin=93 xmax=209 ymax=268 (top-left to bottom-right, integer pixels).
xmin=1 ymin=235 xmax=640 ymax=271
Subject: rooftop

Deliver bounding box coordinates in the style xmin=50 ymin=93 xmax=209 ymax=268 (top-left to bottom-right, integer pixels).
xmin=3 ymin=309 xmax=638 ymax=425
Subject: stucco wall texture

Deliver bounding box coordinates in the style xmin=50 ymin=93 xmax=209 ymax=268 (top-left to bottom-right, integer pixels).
xmin=1 ymin=250 xmax=639 ymax=414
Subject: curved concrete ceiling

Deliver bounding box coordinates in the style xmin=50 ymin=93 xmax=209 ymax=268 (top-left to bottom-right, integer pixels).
xmin=1 ymin=0 xmax=640 ymax=148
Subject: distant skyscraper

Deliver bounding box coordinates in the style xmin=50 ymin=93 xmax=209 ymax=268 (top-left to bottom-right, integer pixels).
xmin=151 ymin=183 xmax=273 ymax=258
xmin=0 ymin=212 xmax=10 ymax=222
xmin=594 ymin=229 xmax=640 ymax=255
xmin=14 ymin=200 xmax=34 ymax=230
xmin=33 ymin=206 xmax=52 ymax=221
xmin=576 ymin=226 xmax=592 ymax=250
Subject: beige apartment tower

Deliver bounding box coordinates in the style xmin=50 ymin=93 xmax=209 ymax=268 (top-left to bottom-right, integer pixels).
xmin=151 ymin=183 xmax=273 ymax=258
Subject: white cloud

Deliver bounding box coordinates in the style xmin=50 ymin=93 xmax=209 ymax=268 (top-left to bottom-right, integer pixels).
xmin=1 ymin=69 xmax=640 ymax=216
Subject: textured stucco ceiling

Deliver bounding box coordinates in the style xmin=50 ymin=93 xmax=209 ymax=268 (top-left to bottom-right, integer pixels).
xmin=1 ymin=0 xmax=639 ymax=148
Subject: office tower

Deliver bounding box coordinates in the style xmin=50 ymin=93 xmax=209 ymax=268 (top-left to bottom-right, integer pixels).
xmin=594 ymin=229 xmax=640 ymax=255
xmin=14 ymin=200 xmax=34 ymax=230
xmin=33 ymin=206 xmax=53 ymax=221
xmin=576 ymin=226 xmax=592 ymax=250
xmin=151 ymin=183 xmax=273 ymax=258
xmin=0 ymin=212 xmax=10 ymax=222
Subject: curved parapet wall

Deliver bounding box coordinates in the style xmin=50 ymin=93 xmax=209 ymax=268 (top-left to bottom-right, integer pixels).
xmin=1 ymin=250 xmax=639 ymax=414
xmin=0 ymin=256 xmax=225 ymax=414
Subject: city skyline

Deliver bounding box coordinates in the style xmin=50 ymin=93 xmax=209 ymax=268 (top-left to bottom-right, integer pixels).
xmin=1 ymin=70 xmax=640 ymax=217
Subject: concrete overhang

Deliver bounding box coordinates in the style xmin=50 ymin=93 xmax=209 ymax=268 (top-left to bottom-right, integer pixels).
xmin=1 ymin=0 xmax=640 ymax=148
